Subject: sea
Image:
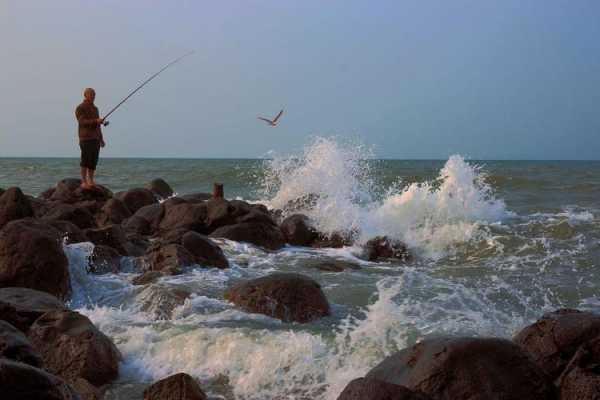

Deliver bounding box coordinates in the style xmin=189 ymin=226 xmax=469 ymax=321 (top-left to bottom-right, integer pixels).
xmin=1 ymin=137 xmax=599 ymax=399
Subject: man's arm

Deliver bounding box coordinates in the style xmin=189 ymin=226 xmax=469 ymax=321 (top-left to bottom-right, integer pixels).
xmin=75 ymin=106 xmax=101 ymax=127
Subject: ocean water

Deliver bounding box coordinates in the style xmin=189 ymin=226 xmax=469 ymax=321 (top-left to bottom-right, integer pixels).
xmin=1 ymin=137 xmax=599 ymax=399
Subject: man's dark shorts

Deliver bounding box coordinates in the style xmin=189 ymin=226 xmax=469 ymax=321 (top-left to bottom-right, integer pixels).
xmin=80 ymin=139 xmax=100 ymax=170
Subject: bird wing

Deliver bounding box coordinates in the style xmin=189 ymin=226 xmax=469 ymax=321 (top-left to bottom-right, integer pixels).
xmin=273 ymin=109 xmax=284 ymax=123
xmin=257 ymin=117 xmax=273 ymax=124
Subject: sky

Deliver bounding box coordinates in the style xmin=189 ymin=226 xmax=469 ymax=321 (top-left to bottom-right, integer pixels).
xmin=0 ymin=1 xmax=599 ymax=160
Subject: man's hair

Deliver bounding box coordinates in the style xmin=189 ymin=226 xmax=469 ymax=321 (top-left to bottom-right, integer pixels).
xmin=83 ymin=88 xmax=95 ymax=98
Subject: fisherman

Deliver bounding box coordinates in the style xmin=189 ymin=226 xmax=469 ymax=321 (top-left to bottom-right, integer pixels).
xmin=75 ymin=88 xmax=105 ymax=189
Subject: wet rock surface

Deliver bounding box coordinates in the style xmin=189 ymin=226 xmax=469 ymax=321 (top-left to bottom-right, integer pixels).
xmin=210 ymin=221 xmax=286 ymax=250
xmin=147 ymin=178 xmax=174 ymax=200
xmin=366 ymin=336 xmax=556 ymax=400
xmin=363 ymin=236 xmax=411 ymax=262
xmin=337 ymin=378 xmax=432 ymax=400
xmin=280 ymin=214 xmax=318 ymax=246
xmin=0 ymin=319 xmax=43 ymax=367
xmin=115 ymin=187 xmax=158 ymax=214
xmin=0 ymin=187 xmax=34 ymax=229
xmin=224 ymin=273 xmax=330 ymax=323
xmin=87 ymin=245 xmax=121 ymax=274
xmin=557 ymin=334 xmax=600 ymax=400
xmin=143 ymin=372 xmax=207 ymax=400
xmin=0 ymin=287 xmax=67 ymax=330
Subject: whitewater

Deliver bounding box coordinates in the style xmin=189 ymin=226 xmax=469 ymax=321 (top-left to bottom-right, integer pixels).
xmin=2 ymin=137 xmax=598 ymax=399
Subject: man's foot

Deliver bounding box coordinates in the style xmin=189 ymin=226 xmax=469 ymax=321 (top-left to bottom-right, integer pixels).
xmin=80 ymin=182 xmax=92 ymax=190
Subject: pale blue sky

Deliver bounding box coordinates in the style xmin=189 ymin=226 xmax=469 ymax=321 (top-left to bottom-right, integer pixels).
xmin=1 ymin=1 xmax=599 ymax=159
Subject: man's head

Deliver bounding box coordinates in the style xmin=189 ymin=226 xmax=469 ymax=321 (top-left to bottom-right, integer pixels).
xmin=83 ymin=88 xmax=96 ymax=103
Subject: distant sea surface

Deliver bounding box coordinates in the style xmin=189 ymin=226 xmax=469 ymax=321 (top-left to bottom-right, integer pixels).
xmin=1 ymin=141 xmax=599 ymax=399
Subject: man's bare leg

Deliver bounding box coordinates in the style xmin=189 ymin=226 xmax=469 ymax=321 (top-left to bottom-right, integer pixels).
xmin=87 ymin=169 xmax=96 ymax=187
xmin=80 ymin=167 xmax=91 ymax=188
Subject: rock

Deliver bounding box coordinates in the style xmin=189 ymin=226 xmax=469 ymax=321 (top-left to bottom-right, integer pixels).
xmin=0 ymin=219 xmax=70 ymax=298
xmin=557 ymin=335 xmax=600 ymax=400
xmin=85 ymin=224 xmax=145 ymax=256
xmin=280 ymin=214 xmax=318 ymax=246
xmin=0 ymin=187 xmax=34 ymax=229
xmin=132 ymin=271 xmax=164 ymax=286
xmin=281 ymin=193 xmax=320 ymax=214
xmin=87 ymin=245 xmax=121 ymax=274
xmin=210 ymin=222 xmax=286 ymax=251
xmin=145 ymin=243 xmax=195 ymax=272
xmin=29 ymin=195 xmax=51 ymax=217
xmin=205 ymin=198 xmax=238 ymax=230
xmin=181 ymin=231 xmax=229 ymax=269
xmin=137 ymin=284 xmax=191 ymax=320
xmin=0 ymin=187 xmax=4 ymax=196
xmin=0 ymin=287 xmax=66 ymax=331
xmin=147 ymin=178 xmax=174 ymax=199
xmin=123 ymin=215 xmax=153 ymax=236
xmin=115 ymin=188 xmax=157 ymax=214
xmin=312 ymin=232 xmax=354 ymax=248
xmin=28 ymin=310 xmax=121 ymax=386
xmin=224 ymin=273 xmax=330 ymax=323
xmin=143 ymin=372 xmax=207 ymax=400
xmin=236 ymin=209 xmax=278 ymax=226
xmin=43 ymin=203 xmax=96 ymax=229
xmin=179 ymin=192 xmax=212 ymax=203
xmin=0 ymin=359 xmax=81 ymax=400
xmin=363 ymin=236 xmax=411 ymax=262
xmin=337 ymin=378 xmax=431 ymax=400
xmin=159 ymin=202 xmax=209 ymax=234
xmin=366 ymin=336 xmax=556 ymax=400
xmin=0 ymin=320 xmax=43 ymax=367
xmin=49 ymin=179 xmax=112 ymax=203
xmin=135 ymin=203 xmax=163 ymax=223
xmin=96 ymin=198 xmax=132 ymax=227
xmin=513 ymin=308 xmax=600 ymax=379
xmin=46 ymin=220 xmax=88 ymax=244
xmin=71 ymin=377 xmax=103 ymax=400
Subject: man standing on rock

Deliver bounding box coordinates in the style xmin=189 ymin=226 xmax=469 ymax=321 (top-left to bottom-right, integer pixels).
xmin=75 ymin=88 xmax=105 ymax=189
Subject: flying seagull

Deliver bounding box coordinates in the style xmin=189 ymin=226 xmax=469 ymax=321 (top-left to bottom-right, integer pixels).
xmin=258 ymin=109 xmax=284 ymax=127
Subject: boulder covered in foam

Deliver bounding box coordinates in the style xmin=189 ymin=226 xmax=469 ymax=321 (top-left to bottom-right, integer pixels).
xmin=366 ymin=337 xmax=555 ymax=400
xmin=144 ymin=372 xmax=207 ymax=400
xmin=363 ymin=236 xmax=411 ymax=262
xmin=224 ymin=273 xmax=330 ymax=323
xmin=280 ymin=214 xmax=318 ymax=246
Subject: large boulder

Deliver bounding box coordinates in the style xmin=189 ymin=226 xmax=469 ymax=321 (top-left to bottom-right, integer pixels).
xmin=48 ymin=179 xmax=112 ymax=204
xmin=115 ymin=188 xmax=157 ymax=214
xmin=46 ymin=220 xmax=88 ymax=244
xmin=87 ymin=245 xmax=121 ymax=274
xmin=513 ymin=309 xmax=600 ymax=379
xmin=224 ymin=273 xmax=330 ymax=323
xmin=366 ymin=337 xmax=556 ymax=400
xmin=28 ymin=310 xmax=121 ymax=387
xmin=0 ymin=187 xmax=34 ymax=229
xmin=42 ymin=203 xmax=96 ymax=229
xmin=123 ymin=215 xmax=153 ymax=236
xmin=0 ymin=287 xmax=66 ymax=331
xmin=210 ymin=222 xmax=286 ymax=251
xmin=144 ymin=372 xmax=207 ymax=400
xmin=0 ymin=359 xmax=80 ymax=400
xmin=337 ymin=378 xmax=431 ymax=400
xmin=363 ymin=236 xmax=411 ymax=262
xmin=181 ymin=231 xmax=229 ymax=269
xmin=0 ymin=320 xmax=43 ymax=367
xmin=280 ymin=214 xmax=318 ymax=246
xmin=85 ymin=224 xmax=145 ymax=256
xmin=179 ymin=192 xmax=212 ymax=203
xmin=0 ymin=219 xmax=70 ymax=299
xmin=95 ymin=198 xmax=132 ymax=227
xmin=205 ymin=198 xmax=238 ymax=230
xmin=159 ymin=202 xmax=209 ymax=234
xmin=144 ymin=243 xmax=195 ymax=273
xmin=137 ymin=284 xmax=191 ymax=320
xmin=146 ymin=178 xmax=174 ymax=200
xmin=557 ymin=335 xmax=600 ymax=399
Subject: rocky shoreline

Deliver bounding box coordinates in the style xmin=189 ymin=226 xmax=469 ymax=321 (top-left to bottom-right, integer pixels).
xmin=0 ymin=178 xmax=598 ymax=399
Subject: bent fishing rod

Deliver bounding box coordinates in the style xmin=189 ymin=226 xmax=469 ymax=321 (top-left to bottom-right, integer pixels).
xmin=102 ymin=51 xmax=194 ymax=126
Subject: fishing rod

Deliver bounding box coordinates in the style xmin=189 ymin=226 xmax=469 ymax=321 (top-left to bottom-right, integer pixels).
xmin=102 ymin=51 xmax=194 ymax=126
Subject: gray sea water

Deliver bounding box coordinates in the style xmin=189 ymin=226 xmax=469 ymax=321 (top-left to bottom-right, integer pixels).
xmin=1 ymin=140 xmax=599 ymax=399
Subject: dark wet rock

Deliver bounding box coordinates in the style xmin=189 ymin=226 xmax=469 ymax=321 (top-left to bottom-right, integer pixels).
xmin=49 ymin=179 xmax=112 ymax=204
xmin=0 ymin=320 xmax=43 ymax=367
xmin=115 ymin=188 xmax=157 ymax=214
xmin=366 ymin=336 xmax=556 ymax=400
xmin=135 ymin=203 xmax=163 ymax=223
xmin=29 ymin=195 xmax=51 ymax=217
xmin=210 ymin=222 xmax=286 ymax=251
xmin=46 ymin=220 xmax=88 ymax=244
xmin=43 ymin=203 xmax=96 ymax=229
xmin=132 ymin=271 xmax=164 ymax=286
xmin=137 ymin=284 xmax=191 ymax=320
xmin=557 ymin=335 xmax=600 ymax=400
xmin=513 ymin=308 xmax=600 ymax=379
xmin=280 ymin=214 xmax=318 ymax=246
xmin=311 ymin=232 xmax=354 ymax=248
xmin=181 ymin=231 xmax=229 ymax=269
xmin=123 ymin=215 xmax=153 ymax=236
xmin=87 ymin=245 xmax=121 ymax=274
xmin=144 ymin=372 xmax=207 ymax=400
xmin=0 ymin=287 xmax=66 ymax=331
xmin=281 ymin=193 xmax=320 ymax=214
xmin=179 ymin=192 xmax=212 ymax=203
xmin=224 ymin=273 xmax=330 ymax=323
xmin=205 ymin=198 xmax=238 ymax=230
xmin=363 ymin=236 xmax=411 ymax=262
xmin=147 ymin=178 xmax=174 ymax=199
xmin=0 ymin=359 xmax=81 ymax=400
xmin=28 ymin=310 xmax=121 ymax=386
xmin=337 ymin=377 xmax=432 ymax=400
xmin=95 ymin=198 xmax=132 ymax=227
xmin=71 ymin=377 xmax=103 ymax=400
xmin=236 ymin=209 xmax=278 ymax=226
xmin=0 ymin=219 xmax=70 ymax=298
xmin=159 ymin=202 xmax=209 ymax=234
xmin=0 ymin=187 xmax=34 ymax=229
xmin=145 ymin=243 xmax=195 ymax=272
xmin=85 ymin=224 xmax=145 ymax=256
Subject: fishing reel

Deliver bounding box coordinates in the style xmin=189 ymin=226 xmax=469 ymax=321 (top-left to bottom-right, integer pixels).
xmin=102 ymin=120 xmax=110 ymax=127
